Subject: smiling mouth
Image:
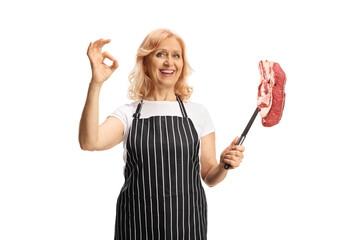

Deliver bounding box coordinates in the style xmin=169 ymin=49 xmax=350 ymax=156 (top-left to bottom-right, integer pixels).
xmin=159 ymin=69 xmax=175 ymax=77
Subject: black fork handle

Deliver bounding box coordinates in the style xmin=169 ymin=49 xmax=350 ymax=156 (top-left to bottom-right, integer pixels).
xmin=224 ymin=107 xmax=259 ymax=169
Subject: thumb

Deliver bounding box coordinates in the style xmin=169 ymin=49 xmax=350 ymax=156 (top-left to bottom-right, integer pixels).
xmin=230 ymin=136 xmax=239 ymax=146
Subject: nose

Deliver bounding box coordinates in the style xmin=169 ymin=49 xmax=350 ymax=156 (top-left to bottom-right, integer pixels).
xmin=164 ymin=56 xmax=173 ymax=66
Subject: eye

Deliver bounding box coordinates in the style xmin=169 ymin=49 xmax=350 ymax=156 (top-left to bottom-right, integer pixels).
xmin=156 ymin=52 xmax=164 ymax=57
xmin=173 ymin=53 xmax=180 ymax=58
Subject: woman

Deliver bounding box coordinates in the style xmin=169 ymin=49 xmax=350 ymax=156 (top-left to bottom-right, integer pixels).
xmin=79 ymin=28 xmax=245 ymax=240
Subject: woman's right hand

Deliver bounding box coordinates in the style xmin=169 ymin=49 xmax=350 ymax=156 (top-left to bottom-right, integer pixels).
xmin=87 ymin=38 xmax=119 ymax=84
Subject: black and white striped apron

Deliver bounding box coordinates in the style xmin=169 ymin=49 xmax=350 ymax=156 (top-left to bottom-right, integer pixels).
xmin=114 ymin=94 xmax=208 ymax=240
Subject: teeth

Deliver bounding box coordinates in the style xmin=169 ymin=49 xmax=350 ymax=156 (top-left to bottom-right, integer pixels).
xmin=160 ymin=70 xmax=174 ymax=74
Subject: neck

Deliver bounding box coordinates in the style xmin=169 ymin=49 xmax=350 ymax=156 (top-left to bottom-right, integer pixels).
xmin=145 ymin=88 xmax=177 ymax=101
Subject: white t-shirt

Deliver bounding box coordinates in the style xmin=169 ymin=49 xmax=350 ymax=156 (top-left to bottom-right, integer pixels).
xmin=108 ymin=99 xmax=216 ymax=165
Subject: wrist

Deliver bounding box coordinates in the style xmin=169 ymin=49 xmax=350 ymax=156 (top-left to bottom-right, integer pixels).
xmin=219 ymin=162 xmax=228 ymax=171
xmin=218 ymin=159 xmax=229 ymax=171
xmin=89 ymin=80 xmax=103 ymax=88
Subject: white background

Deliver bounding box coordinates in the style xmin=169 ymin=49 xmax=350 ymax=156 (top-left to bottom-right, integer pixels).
xmin=1 ymin=0 xmax=359 ymax=239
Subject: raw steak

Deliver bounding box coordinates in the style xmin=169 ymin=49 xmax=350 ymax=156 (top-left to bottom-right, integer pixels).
xmin=257 ymin=60 xmax=287 ymax=127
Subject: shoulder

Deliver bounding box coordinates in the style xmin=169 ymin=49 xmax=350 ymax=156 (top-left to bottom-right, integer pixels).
xmin=109 ymin=101 xmax=140 ymax=120
xmin=183 ymin=100 xmax=212 ymax=121
xmin=184 ymin=100 xmax=210 ymax=116
xmin=183 ymin=100 xmax=206 ymax=110
xmin=113 ymin=101 xmax=139 ymax=113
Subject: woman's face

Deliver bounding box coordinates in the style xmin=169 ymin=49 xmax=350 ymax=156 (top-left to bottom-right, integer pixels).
xmin=145 ymin=37 xmax=184 ymax=88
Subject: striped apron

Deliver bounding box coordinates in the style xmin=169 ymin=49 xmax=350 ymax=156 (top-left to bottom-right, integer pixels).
xmin=114 ymin=94 xmax=208 ymax=240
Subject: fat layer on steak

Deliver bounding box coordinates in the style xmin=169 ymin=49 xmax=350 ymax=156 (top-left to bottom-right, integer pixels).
xmin=257 ymin=60 xmax=275 ymax=118
xmin=257 ymin=60 xmax=287 ymax=127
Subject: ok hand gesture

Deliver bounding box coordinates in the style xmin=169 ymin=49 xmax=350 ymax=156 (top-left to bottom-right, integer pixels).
xmin=87 ymin=38 xmax=119 ymax=85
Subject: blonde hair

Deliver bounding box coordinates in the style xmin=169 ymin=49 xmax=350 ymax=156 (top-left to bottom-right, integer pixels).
xmin=127 ymin=28 xmax=194 ymax=101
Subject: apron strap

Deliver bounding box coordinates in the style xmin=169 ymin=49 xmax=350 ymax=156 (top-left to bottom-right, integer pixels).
xmin=176 ymin=95 xmax=188 ymax=118
xmin=133 ymin=97 xmax=144 ymax=119
xmin=133 ymin=95 xmax=188 ymax=119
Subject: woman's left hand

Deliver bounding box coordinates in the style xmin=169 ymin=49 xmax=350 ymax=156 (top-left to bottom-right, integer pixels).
xmin=220 ymin=136 xmax=245 ymax=170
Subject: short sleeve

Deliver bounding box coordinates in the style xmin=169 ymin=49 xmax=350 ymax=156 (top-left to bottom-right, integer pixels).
xmin=107 ymin=104 xmax=133 ymax=138
xmin=200 ymin=105 xmax=216 ymax=138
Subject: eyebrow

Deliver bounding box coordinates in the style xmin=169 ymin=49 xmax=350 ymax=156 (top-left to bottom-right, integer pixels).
xmin=157 ymin=49 xmax=182 ymax=54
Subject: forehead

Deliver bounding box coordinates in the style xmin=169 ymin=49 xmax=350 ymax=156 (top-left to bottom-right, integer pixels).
xmin=157 ymin=37 xmax=182 ymax=52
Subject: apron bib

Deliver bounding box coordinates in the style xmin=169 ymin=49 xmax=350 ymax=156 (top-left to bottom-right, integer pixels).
xmin=114 ymin=94 xmax=207 ymax=240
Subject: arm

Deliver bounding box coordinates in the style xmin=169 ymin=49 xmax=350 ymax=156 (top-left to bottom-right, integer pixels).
xmin=78 ymin=81 xmax=124 ymax=151
xmin=200 ymin=132 xmax=245 ymax=187
xmin=79 ymin=38 xmax=121 ymax=151
xmin=78 ymin=81 xmax=102 ymax=150
xmin=200 ymin=132 xmax=227 ymax=187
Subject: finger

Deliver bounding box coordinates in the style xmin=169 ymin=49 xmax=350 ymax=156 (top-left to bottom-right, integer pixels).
xmin=226 ymin=152 xmax=244 ymax=162
xmin=232 ymin=145 xmax=245 ymax=152
xmin=223 ymin=158 xmax=233 ymax=167
xmin=228 ymin=150 xmax=244 ymax=157
xmin=110 ymin=59 xmax=119 ymax=71
xmin=87 ymin=42 xmax=97 ymax=58
xmin=102 ymin=51 xmax=119 ymax=71
xmin=102 ymin=51 xmax=116 ymax=62
xmin=229 ymin=155 xmax=243 ymax=163
xmin=87 ymin=42 xmax=93 ymax=55
xmin=225 ymin=152 xmax=244 ymax=160
xmin=230 ymin=136 xmax=239 ymax=146
xmin=93 ymin=38 xmax=104 ymax=48
xmin=224 ymin=158 xmax=240 ymax=168
xmin=92 ymin=38 xmax=101 ymax=49
xmin=87 ymin=41 xmax=100 ymax=60
xmin=94 ymin=38 xmax=111 ymax=49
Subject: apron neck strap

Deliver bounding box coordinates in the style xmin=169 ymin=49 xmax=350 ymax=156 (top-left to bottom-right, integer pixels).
xmin=132 ymin=94 xmax=188 ymax=119
xmin=176 ymin=95 xmax=188 ymax=118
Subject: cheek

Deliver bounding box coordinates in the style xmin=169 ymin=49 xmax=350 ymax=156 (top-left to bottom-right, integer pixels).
xmin=147 ymin=67 xmax=158 ymax=79
xmin=177 ymin=62 xmax=184 ymax=72
xmin=178 ymin=66 xmax=184 ymax=75
xmin=152 ymin=68 xmax=160 ymax=77
xmin=149 ymin=63 xmax=159 ymax=73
